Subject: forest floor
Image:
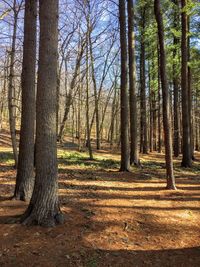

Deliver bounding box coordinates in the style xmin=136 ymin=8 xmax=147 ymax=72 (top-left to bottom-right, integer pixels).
xmin=0 ymin=132 xmax=200 ymax=267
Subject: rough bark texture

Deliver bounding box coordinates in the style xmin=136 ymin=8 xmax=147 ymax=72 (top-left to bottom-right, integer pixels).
xmin=172 ymin=0 xmax=180 ymax=157
xmin=119 ymin=0 xmax=130 ymax=171
xmin=152 ymin=91 xmax=157 ymax=151
xmin=154 ymin=0 xmax=176 ymax=190
xmin=21 ymin=0 xmax=63 ymax=226
xmin=128 ymin=0 xmax=139 ymax=166
xmin=149 ymin=64 xmax=153 ymax=152
xmin=157 ymin=46 xmax=162 ymax=153
xmin=14 ymin=0 xmax=37 ymax=201
xmin=187 ymin=18 xmax=194 ymax=160
xmin=140 ymin=7 xmax=148 ymax=154
xmin=181 ymin=0 xmax=192 ymax=167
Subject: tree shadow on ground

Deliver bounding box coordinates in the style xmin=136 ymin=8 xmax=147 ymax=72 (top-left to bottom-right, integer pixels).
xmin=0 ymin=151 xmax=200 ymax=266
xmin=0 ymin=200 xmax=199 ymax=267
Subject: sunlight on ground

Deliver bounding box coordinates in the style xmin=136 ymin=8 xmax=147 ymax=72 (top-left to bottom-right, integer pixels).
xmin=0 ymin=147 xmax=200 ymax=266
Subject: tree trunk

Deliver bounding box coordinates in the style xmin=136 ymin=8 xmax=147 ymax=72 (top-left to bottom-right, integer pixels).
xmin=187 ymin=17 xmax=194 ymax=160
xmin=14 ymin=0 xmax=37 ymax=201
xmin=86 ymin=29 xmax=93 ymax=160
xmin=181 ymin=0 xmax=192 ymax=167
xmin=195 ymin=91 xmax=199 ymax=151
xmin=109 ymin=83 xmax=117 ymax=148
xmin=154 ymin=0 xmax=176 ymax=190
xmin=172 ymin=0 xmax=180 ymax=157
xmin=77 ymin=66 xmax=83 ymax=151
xmin=0 ymin=57 xmax=8 ymax=131
xmin=89 ymin=32 xmax=100 ymax=150
xmin=152 ymin=91 xmax=157 ymax=151
xmin=140 ymin=7 xmax=148 ymax=154
xmin=157 ymin=44 xmax=162 ymax=153
xmin=119 ymin=0 xmax=130 ymax=171
xmin=21 ymin=0 xmax=63 ymax=226
xmin=128 ymin=0 xmax=139 ymax=166
xmin=149 ymin=62 xmax=153 ymax=152
xmin=8 ymin=0 xmax=19 ymax=168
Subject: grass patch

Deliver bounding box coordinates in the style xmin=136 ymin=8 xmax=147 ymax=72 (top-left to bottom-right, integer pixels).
xmin=0 ymin=151 xmax=14 ymax=164
xmin=86 ymin=257 xmax=98 ymax=267
xmin=141 ymin=160 xmax=165 ymax=170
xmin=58 ymin=150 xmax=119 ymax=169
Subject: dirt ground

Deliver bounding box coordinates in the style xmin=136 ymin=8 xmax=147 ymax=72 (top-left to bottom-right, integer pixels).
xmin=0 ymin=134 xmax=200 ymax=266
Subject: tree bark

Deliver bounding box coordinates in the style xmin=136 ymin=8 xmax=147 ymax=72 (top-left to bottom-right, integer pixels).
xmin=154 ymin=0 xmax=176 ymax=190
xmin=21 ymin=0 xmax=63 ymax=226
xmin=181 ymin=0 xmax=192 ymax=167
xmin=86 ymin=27 xmax=93 ymax=160
xmin=119 ymin=0 xmax=130 ymax=171
xmin=109 ymin=83 xmax=117 ymax=148
xmin=172 ymin=0 xmax=180 ymax=157
xmin=8 ymin=0 xmax=19 ymax=168
xmin=128 ymin=0 xmax=139 ymax=166
xmin=89 ymin=31 xmax=100 ymax=150
xmin=157 ymin=46 xmax=162 ymax=153
xmin=14 ymin=0 xmax=37 ymax=201
xmin=140 ymin=6 xmax=148 ymax=154
xmin=0 ymin=56 xmax=8 ymax=131
xmin=187 ymin=17 xmax=194 ymax=160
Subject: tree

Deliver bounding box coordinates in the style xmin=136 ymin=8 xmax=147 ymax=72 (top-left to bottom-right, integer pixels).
xmin=119 ymin=0 xmax=130 ymax=171
xmin=14 ymin=0 xmax=37 ymax=201
xmin=154 ymin=0 xmax=176 ymax=190
xmin=57 ymin=38 xmax=85 ymax=143
xmin=157 ymin=44 xmax=162 ymax=153
xmin=0 ymin=55 xmax=8 ymax=131
xmin=21 ymin=0 xmax=63 ymax=226
xmin=181 ymin=0 xmax=192 ymax=167
xmin=139 ymin=4 xmax=148 ymax=154
xmin=89 ymin=24 xmax=100 ymax=150
xmin=172 ymin=0 xmax=180 ymax=157
xmin=85 ymin=24 xmax=93 ymax=160
xmin=128 ymin=0 xmax=139 ymax=166
xmin=8 ymin=0 xmax=23 ymax=168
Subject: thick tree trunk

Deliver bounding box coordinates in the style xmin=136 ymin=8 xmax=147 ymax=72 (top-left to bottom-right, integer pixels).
xmin=14 ymin=0 xmax=37 ymax=201
xmin=21 ymin=0 xmax=63 ymax=226
xmin=154 ymin=0 xmax=176 ymax=190
xmin=128 ymin=0 xmax=139 ymax=166
xmin=119 ymin=0 xmax=130 ymax=171
xmin=181 ymin=0 xmax=192 ymax=167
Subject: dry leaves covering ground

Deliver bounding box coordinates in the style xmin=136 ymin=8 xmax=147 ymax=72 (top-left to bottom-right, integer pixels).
xmin=0 ymin=133 xmax=200 ymax=266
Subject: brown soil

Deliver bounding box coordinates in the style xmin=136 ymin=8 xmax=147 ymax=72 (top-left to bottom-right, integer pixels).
xmin=0 ymin=143 xmax=200 ymax=266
